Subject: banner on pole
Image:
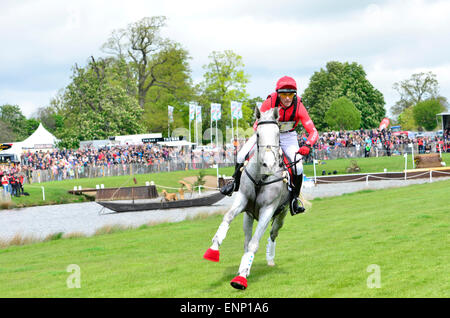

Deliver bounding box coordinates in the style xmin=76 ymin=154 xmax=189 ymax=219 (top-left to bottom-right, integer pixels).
xmin=189 ymin=103 xmax=196 ymax=121
xmin=379 ymin=117 xmax=390 ymax=130
xmin=196 ymin=105 xmax=202 ymax=122
xmin=231 ymin=101 xmax=243 ymax=119
xmin=168 ymin=105 xmax=174 ymax=123
xmin=211 ymin=103 xmax=221 ymax=121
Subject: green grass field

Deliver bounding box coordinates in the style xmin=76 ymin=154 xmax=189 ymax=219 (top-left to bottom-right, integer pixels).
xmin=0 ymin=179 xmax=448 ymax=297
xmin=5 ymin=153 xmax=450 ymax=209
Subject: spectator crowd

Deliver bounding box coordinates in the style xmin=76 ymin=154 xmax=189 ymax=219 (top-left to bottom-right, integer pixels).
xmin=298 ymin=127 xmax=449 ymax=162
xmin=0 ymin=127 xmax=449 ymax=188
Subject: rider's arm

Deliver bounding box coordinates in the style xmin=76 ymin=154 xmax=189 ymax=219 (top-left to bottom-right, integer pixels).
xmin=296 ymin=101 xmax=318 ymax=146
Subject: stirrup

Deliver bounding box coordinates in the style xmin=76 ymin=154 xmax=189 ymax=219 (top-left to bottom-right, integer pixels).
xmin=290 ymin=197 xmax=305 ymax=216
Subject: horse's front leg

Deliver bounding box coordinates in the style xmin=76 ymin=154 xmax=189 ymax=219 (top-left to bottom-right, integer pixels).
xmin=203 ymin=192 xmax=248 ymax=262
xmin=231 ymin=205 xmax=275 ymax=290
xmin=243 ymin=213 xmax=254 ymax=253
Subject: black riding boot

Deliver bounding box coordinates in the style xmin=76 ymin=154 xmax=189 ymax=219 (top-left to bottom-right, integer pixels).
xmin=290 ymin=174 xmax=305 ymax=216
xmin=220 ymin=163 xmax=244 ymax=196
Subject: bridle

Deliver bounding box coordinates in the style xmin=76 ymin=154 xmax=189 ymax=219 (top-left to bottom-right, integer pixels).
xmin=256 ymin=120 xmax=280 ymax=154
xmin=245 ymin=119 xmax=285 ymax=190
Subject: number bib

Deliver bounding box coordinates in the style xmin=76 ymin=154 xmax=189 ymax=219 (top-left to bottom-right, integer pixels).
xmin=279 ymin=121 xmax=296 ymax=133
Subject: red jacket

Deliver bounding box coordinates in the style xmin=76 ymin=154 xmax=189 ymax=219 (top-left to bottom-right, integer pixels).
xmin=1 ymin=175 xmax=8 ymax=186
xmin=254 ymin=92 xmax=319 ymax=146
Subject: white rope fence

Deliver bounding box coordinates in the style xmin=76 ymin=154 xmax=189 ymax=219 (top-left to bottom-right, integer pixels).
xmin=150 ymin=183 xmax=220 ymax=192
xmin=313 ymin=169 xmax=450 ymax=186
xmin=314 ymin=176 xmax=368 ymax=183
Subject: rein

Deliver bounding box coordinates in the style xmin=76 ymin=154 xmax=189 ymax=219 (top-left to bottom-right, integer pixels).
xmin=244 ymin=119 xmax=303 ymax=191
xmin=244 ymin=169 xmax=285 ymax=189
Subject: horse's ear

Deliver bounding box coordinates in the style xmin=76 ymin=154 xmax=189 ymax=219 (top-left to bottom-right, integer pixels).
xmin=255 ymin=105 xmax=261 ymax=119
xmin=273 ymin=107 xmax=279 ymax=120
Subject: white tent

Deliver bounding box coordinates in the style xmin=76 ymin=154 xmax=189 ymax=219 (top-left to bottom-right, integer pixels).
xmin=20 ymin=123 xmax=59 ymax=149
xmin=437 ymin=112 xmax=450 ymax=131
xmin=0 ymin=124 xmax=59 ymax=162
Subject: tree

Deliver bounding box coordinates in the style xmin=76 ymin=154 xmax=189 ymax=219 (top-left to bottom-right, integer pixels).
xmin=197 ymin=50 xmax=251 ymax=140
xmin=412 ymin=99 xmax=446 ymax=131
xmin=391 ymin=71 xmax=439 ymax=117
xmin=0 ymin=120 xmax=16 ymax=142
xmin=142 ymin=42 xmax=195 ymax=135
xmin=0 ymin=104 xmax=29 ymax=140
xmin=397 ymin=107 xmax=418 ymax=131
xmin=102 ymin=16 xmax=186 ymax=109
xmin=56 ymin=56 xmax=144 ymax=148
xmin=302 ymin=61 xmax=385 ymax=131
xmin=324 ymin=97 xmax=361 ymax=130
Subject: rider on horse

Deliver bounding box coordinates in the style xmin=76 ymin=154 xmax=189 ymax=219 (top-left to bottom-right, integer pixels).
xmin=220 ymin=76 xmax=319 ymax=216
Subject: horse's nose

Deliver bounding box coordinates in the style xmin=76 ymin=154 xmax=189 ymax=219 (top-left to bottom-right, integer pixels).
xmin=262 ymin=163 xmax=268 ymax=167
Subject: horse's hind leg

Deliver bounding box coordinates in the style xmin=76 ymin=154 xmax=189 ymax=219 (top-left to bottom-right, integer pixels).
xmin=266 ymin=210 xmax=287 ymax=266
xmin=203 ymin=192 xmax=248 ymax=262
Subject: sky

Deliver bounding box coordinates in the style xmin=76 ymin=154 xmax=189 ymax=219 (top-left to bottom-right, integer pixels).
xmin=1 ymin=0 xmax=450 ymax=118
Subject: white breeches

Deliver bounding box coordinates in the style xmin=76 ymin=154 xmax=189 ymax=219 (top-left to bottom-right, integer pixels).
xmin=237 ymin=131 xmax=303 ymax=175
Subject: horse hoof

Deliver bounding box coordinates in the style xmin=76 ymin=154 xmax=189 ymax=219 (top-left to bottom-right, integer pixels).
xmin=230 ymin=276 xmax=248 ymax=290
xmin=267 ymin=260 xmax=275 ymax=267
xmin=203 ymin=248 xmax=220 ymax=262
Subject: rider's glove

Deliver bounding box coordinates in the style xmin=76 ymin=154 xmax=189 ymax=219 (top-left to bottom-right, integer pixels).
xmin=298 ymin=146 xmax=311 ymax=156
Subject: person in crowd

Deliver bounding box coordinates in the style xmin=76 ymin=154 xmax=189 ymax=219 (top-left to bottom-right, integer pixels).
xmin=1 ymin=172 xmax=9 ymax=198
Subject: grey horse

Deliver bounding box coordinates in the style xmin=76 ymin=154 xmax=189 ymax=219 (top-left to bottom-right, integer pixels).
xmin=203 ymin=106 xmax=294 ymax=290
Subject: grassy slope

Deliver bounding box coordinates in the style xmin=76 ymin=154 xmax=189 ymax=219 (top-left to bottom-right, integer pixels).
xmin=7 ymin=153 xmax=450 ymax=209
xmin=0 ymin=179 xmax=448 ymax=298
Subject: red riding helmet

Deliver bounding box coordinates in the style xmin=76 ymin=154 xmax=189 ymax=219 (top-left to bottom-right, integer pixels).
xmin=276 ymin=76 xmax=297 ymax=93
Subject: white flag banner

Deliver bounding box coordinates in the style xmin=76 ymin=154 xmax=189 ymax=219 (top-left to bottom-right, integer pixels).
xmin=189 ymin=103 xmax=196 ymax=121
xmin=231 ymin=101 xmax=243 ymax=119
xmin=211 ymin=103 xmax=221 ymax=121
xmin=196 ymin=105 xmax=202 ymax=122
xmin=237 ymin=102 xmax=243 ymax=119
xmin=168 ymin=105 xmax=174 ymax=123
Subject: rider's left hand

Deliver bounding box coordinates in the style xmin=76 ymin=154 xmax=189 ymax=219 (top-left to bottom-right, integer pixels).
xmin=298 ymin=146 xmax=311 ymax=156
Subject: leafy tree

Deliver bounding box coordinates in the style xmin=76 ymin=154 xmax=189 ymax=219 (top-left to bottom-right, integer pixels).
xmin=102 ymin=16 xmax=187 ymax=109
xmin=142 ymin=42 xmax=195 ymax=135
xmin=397 ymin=107 xmax=418 ymax=131
xmin=197 ymin=50 xmax=251 ymax=141
xmin=23 ymin=118 xmax=40 ymax=137
xmin=56 ymin=56 xmax=144 ymax=148
xmin=412 ymin=99 xmax=446 ymax=131
xmin=0 ymin=120 xmax=16 ymax=142
xmin=0 ymin=104 xmax=29 ymax=140
xmin=325 ymin=97 xmax=361 ymax=130
xmin=391 ymin=71 xmax=439 ymax=117
xmin=302 ymin=61 xmax=385 ymax=131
